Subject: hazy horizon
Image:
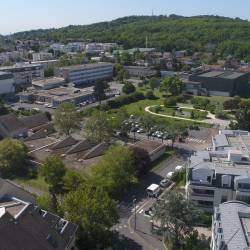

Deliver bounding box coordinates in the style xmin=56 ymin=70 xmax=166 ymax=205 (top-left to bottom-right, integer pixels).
xmin=1 ymin=0 xmax=249 ymax=35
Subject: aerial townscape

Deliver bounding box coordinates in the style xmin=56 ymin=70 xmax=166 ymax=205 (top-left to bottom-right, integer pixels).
xmin=0 ymin=1 xmax=250 ymax=250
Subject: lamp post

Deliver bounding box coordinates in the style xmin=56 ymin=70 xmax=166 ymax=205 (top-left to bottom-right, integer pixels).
xmin=133 ymin=198 xmax=137 ymax=230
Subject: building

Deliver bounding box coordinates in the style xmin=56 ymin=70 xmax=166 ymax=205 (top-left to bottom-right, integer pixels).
xmin=0 ymin=71 xmax=15 ymax=94
xmin=0 ymin=51 xmax=22 ymax=64
xmin=59 ymin=63 xmax=113 ymax=86
xmin=19 ymin=86 xmax=95 ymax=107
xmin=32 ymin=52 xmax=53 ymax=61
xmin=0 ymin=113 xmax=28 ymax=138
xmin=0 ymin=63 xmax=44 ymax=86
xmin=31 ymin=59 xmax=59 ymax=69
xmin=129 ymin=140 xmax=166 ymax=162
xmin=186 ymin=130 xmax=250 ymax=212
xmin=0 ymin=179 xmax=77 ymax=250
xmin=186 ymin=70 xmax=250 ymax=97
xmin=124 ymin=66 xmax=157 ymax=77
xmin=211 ymin=201 xmax=250 ymax=250
xmin=32 ymin=77 xmax=65 ymax=90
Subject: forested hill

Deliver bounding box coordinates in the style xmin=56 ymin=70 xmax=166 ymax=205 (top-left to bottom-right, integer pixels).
xmin=10 ymin=15 xmax=250 ymax=59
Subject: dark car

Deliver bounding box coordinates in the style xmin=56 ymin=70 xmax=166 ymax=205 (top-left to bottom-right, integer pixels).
xmin=160 ymin=178 xmax=171 ymax=188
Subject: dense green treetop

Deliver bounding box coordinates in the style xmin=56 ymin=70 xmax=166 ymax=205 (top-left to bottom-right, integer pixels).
xmin=9 ymin=15 xmax=250 ymax=60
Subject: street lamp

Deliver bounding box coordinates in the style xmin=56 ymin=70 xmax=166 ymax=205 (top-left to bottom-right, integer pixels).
xmin=133 ymin=198 xmax=137 ymax=230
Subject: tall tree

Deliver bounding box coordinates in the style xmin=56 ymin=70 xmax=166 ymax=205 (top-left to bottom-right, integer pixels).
xmin=93 ymin=81 xmax=109 ymax=104
xmin=39 ymin=155 xmax=66 ymax=210
xmin=54 ymin=102 xmax=81 ymax=135
xmin=61 ymin=184 xmax=119 ymax=249
xmin=122 ymin=82 xmax=136 ymax=94
xmin=84 ymin=111 xmax=114 ymax=143
xmin=91 ymin=145 xmax=136 ymax=198
xmin=0 ymin=138 xmax=28 ymax=178
xmin=162 ymin=76 xmax=184 ymax=96
xmin=153 ymin=192 xmax=200 ymax=250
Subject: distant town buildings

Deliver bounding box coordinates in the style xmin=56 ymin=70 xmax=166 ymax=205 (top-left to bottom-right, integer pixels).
xmin=124 ymin=66 xmax=157 ymax=77
xmin=32 ymin=52 xmax=53 ymax=61
xmin=59 ymin=62 xmax=113 ymax=86
xmin=0 ymin=62 xmax=44 ymax=86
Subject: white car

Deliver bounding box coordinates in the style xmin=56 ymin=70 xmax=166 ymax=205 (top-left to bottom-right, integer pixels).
xmin=166 ymin=172 xmax=174 ymax=179
xmin=175 ymin=165 xmax=184 ymax=172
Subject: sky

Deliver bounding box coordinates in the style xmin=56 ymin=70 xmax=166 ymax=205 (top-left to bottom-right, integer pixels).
xmin=0 ymin=0 xmax=249 ymax=34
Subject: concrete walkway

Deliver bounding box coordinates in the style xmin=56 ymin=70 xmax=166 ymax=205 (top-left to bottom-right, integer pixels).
xmin=145 ymin=105 xmax=230 ymax=128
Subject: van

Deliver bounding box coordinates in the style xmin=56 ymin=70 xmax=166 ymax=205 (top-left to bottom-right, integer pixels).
xmin=146 ymin=184 xmax=161 ymax=197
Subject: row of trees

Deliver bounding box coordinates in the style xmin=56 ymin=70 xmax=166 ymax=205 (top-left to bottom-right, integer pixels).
xmin=38 ymin=141 xmax=149 ymax=249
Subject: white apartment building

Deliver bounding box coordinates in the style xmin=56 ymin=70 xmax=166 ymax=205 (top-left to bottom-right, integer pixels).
xmin=0 ymin=71 xmax=15 ymax=94
xmin=32 ymin=52 xmax=53 ymax=61
xmin=59 ymin=62 xmax=113 ymax=86
xmin=0 ymin=63 xmax=44 ymax=86
xmin=85 ymin=43 xmax=117 ymax=54
xmin=211 ymin=201 xmax=250 ymax=250
xmin=186 ymin=130 xmax=250 ymax=212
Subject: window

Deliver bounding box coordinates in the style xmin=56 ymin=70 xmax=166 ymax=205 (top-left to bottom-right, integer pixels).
xmin=221 ymin=196 xmax=227 ymax=203
xmin=238 ymin=183 xmax=250 ymax=190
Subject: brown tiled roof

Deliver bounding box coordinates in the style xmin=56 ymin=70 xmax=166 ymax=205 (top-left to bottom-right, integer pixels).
xmin=83 ymin=142 xmax=110 ymax=159
xmin=0 ymin=113 xmax=27 ymax=137
xmin=20 ymin=113 xmax=50 ymax=130
xmin=133 ymin=140 xmax=165 ymax=154
xmin=66 ymin=139 xmax=96 ymax=155
xmin=51 ymin=136 xmax=79 ymax=150
xmin=25 ymin=124 xmax=55 ymax=141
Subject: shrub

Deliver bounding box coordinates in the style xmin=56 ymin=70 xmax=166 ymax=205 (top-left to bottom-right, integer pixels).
xmin=122 ymin=82 xmax=136 ymax=94
xmin=105 ymin=91 xmax=145 ymax=109
xmin=164 ymin=96 xmax=178 ymax=107
xmin=146 ymin=90 xmax=156 ymax=99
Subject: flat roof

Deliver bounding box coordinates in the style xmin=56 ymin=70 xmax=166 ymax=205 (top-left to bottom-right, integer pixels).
xmin=198 ymin=70 xmax=246 ymax=79
xmin=32 ymin=77 xmax=65 ymax=87
xmin=60 ymin=62 xmax=113 ymax=71
xmin=0 ymin=63 xmax=42 ymax=70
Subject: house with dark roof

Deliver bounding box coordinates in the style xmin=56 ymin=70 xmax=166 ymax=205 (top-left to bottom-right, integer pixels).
xmin=0 ymin=178 xmax=77 ymax=250
xmin=0 ymin=113 xmax=28 ymax=138
xmin=0 ymin=113 xmax=51 ymax=139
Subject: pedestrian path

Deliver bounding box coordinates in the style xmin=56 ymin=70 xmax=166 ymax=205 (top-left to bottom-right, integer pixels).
xmin=186 ymin=137 xmax=206 ymax=144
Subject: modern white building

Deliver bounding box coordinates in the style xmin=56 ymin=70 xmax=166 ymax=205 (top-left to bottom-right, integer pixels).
xmin=32 ymin=52 xmax=53 ymax=61
xmin=59 ymin=62 xmax=113 ymax=86
xmin=0 ymin=71 xmax=15 ymax=94
xmin=0 ymin=63 xmax=44 ymax=86
xmin=186 ymin=130 xmax=250 ymax=212
xmin=211 ymin=201 xmax=250 ymax=250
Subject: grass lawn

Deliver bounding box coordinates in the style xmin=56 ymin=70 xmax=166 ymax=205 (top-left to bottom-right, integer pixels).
xmin=118 ymin=98 xmax=163 ymax=116
xmin=15 ymin=175 xmax=49 ymax=193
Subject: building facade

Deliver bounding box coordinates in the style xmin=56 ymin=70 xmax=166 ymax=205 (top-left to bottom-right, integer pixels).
xmin=32 ymin=52 xmax=53 ymax=61
xmin=0 ymin=71 xmax=15 ymax=94
xmin=124 ymin=66 xmax=157 ymax=77
xmin=59 ymin=63 xmax=113 ymax=86
xmin=186 ymin=130 xmax=250 ymax=212
xmin=0 ymin=63 xmax=44 ymax=86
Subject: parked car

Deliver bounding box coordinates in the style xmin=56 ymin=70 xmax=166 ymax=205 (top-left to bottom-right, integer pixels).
xmin=137 ymin=128 xmax=144 ymax=133
xmin=166 ymin=172 xmax=174 ymax=179
xmin=160 ymin=178 xmax=171 ymax=188
xmin=146 ymin=184 xmax=161 ymax=197
xmin=175 ymin=165 xmax=184 ymax=172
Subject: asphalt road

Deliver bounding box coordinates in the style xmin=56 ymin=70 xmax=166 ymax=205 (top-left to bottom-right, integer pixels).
xmin=113 ymin=153 xmax=187 ymax=250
